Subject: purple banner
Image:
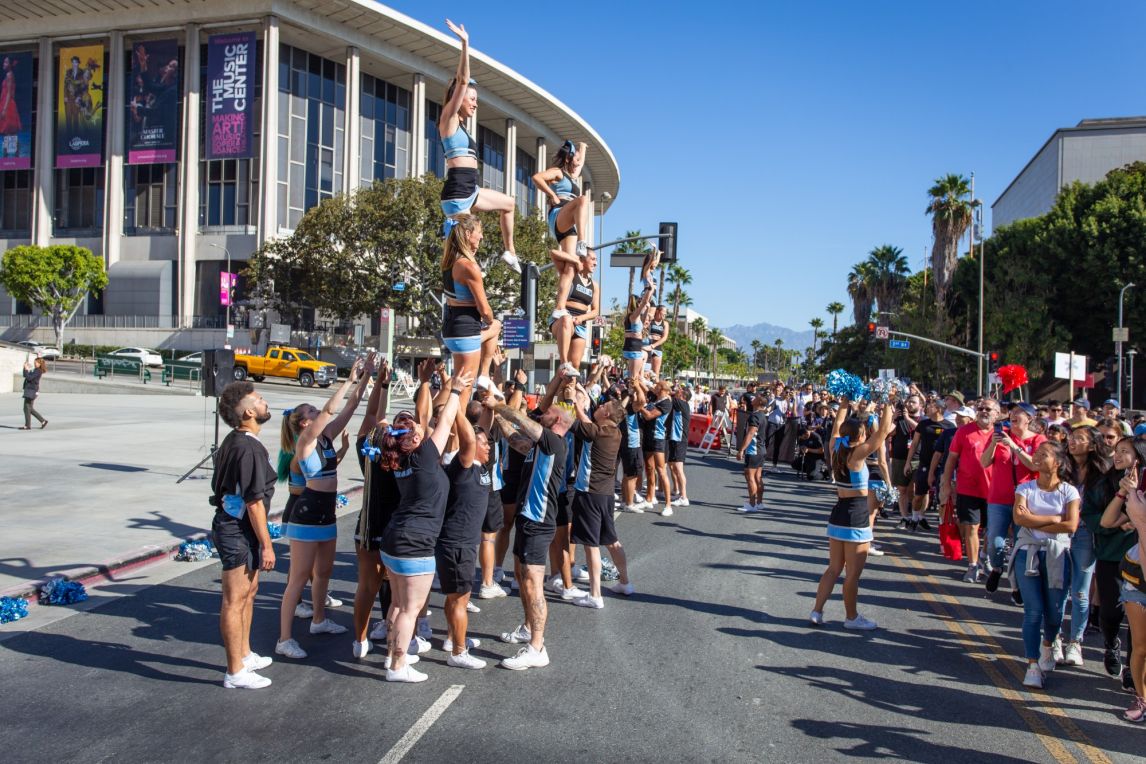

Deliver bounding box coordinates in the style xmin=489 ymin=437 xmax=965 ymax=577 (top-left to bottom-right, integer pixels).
xmin=206 ymin=32 xmax=255 ymax=160
xmin=0 ymin=52 xmax=33 ymax=170
xmin=127 ymin=39 xmax=180 ymax=164
xmin=56 ymin=44 xmax=105 ymax=169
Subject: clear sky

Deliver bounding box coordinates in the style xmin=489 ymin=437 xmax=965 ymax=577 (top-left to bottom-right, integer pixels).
xmin=383 ymin=1 xmax=1146 ymax=332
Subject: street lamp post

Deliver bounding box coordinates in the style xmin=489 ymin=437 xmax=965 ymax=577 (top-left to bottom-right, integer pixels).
xmin=1117 ymin=283 xmax=1135 ymax=408
xmin=596 ymin=191 xmax=612 ymax=318
xmin=208 ymin=243 xmax=233 ymax=334
xmin=1127 ymin=348 xmax=1137 ymax=410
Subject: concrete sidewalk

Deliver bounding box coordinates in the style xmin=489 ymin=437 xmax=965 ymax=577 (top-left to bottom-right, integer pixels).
xmin=0 ymin=386 xmax=397 ymax=599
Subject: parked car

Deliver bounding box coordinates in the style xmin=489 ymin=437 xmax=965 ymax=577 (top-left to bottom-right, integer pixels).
xmin=16 ymin=341 xmax=62 ymax=360
xmin=109 ymin=347 xmax=164 ymax=367
xmin=176 ymin=352 xmax=203 ymax=365
xmin=232 ymin=346 xmax=336 ymax=387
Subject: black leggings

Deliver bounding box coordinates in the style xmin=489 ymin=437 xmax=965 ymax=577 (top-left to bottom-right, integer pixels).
xmin=1096 ymin=559 xmax=1132 ymax=661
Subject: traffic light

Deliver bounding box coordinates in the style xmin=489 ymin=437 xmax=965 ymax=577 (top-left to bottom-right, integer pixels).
xmin=866 ymin=321 xmax=876 ymax=337
xmin=591 ymin=325 xmax=603 ymax=356
xmin=988 ymin=351 xmax=1000 ymax=373
xmin=658 ymin=222 xmax=677 ymax=263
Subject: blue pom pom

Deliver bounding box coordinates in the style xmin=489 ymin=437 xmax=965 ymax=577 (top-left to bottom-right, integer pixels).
xmin=39 ymin=579 xmax=88 ymax=606
xmin=867 ymin=376 xmax=910 ymax=403
xmin=0 ymin=596 xmax=29 ymax=624
xmin=826 ymin=369 xmax=868 ymax=401
xmin=336 ymin=493 xmax=349 ymax=509
xmin=175 ymin=539 xmax=216 ymax=562
xmin=267 ymin=523 xmax=283 ymax=539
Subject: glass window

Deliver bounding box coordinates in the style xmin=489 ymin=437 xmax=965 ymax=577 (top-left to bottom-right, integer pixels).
xmin=515 ymin=147 xmax=536 ymax=216
xmin=53 ymin=167 xmax=105 ymax=233
xmin=198 ymin=41 xmax=261 ymax=230
xmin=0 ymin=171 xmax=33 ymax=236
xmin=424 ymin=100 xmax=445 ymax=178
xmin=359 ymin=73 xmax=410 ymax=186
xmin=478 ymin=125 xmax=505 ymax=192
xmin=124 ymin=163 xmax=178 ymax=233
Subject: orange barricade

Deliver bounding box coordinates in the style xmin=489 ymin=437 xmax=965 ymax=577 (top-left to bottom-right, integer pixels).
xmin=689 ymin=414 xmax=712 ymax=448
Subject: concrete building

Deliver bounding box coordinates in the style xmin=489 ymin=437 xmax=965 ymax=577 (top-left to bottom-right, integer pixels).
xmin=0 ymin=0 xmax=619 ymax=349
xmin=992 ymin=117 xmax=1146 ymax=229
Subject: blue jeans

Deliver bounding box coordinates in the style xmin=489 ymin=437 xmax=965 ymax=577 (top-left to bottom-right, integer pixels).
xmin=1014 ymin=549 xmax=1069 ymax=660
xmin=1064 ymin=524 xmax=1096 ymax=643
xmin=985 ymin=502 xmax=1014 ymax=570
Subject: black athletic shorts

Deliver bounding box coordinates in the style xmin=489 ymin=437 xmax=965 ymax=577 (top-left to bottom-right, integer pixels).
xmin=621 ymin=446 xmax=643 ymax=477
xmin=744 ymin=452 xmax=765 ymax=469
xmin=668 ymin=439 xmax=688 ymax=463
xmin=913 ymin=467 xmax=931 ymax=497
xmin=435 ymin=543 xmax=477 ymax=595
xmin=442 ymin=305 xmax=482 ymax=344
xmin=556 ymin=490 xmax=573 ymax=525
xmin=643 ymin=438 xmax=666 ymax=455
xmin=441 ymin=166 xmax=478 ymax=201
xmin=513 ymin=516 xmax=555 ymax=567
xmin=212 ymin=511 xmax=259 ymax=572
xmin=955 ymin=494 xmax=987 ymax=525
xmin=482 ymin=490 xmax=504 ymax=533
xmin=500 ymin=484 xmax=520 ymax=506
xmin=571 ymin=491 xmax=618 ymax=547
xmin=382 ymin=526 xmax=438 ymax=559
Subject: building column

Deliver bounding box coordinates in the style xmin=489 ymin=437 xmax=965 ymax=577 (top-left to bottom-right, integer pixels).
xmin=410 ymin=73 xmax=426 ymax=177
xmin=256 ymin=15 xmax=280 ymax=244
xmin=32 ymin=37 xmax=54 ymax=245
xmin=177 ymin=24 xmax=201 ymax=326
xmin=504 ymin=118 xmax=516 ymax=196
xmin=534 ymin=137 xmax=547 ymax=219
xmin=103 ymin=30 xmax=125 ymax=269
xmin=342 ymin=46 xmax=360 ymax=192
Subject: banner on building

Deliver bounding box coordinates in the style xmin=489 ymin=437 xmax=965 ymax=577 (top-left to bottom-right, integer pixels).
xmin=56 ymin=44 xmax=105 ymax=168
xmin=127 ymin=39 xmax=180 ymax=164
xmin=0 ymin=52 xmax=34 ymax=170
xmin=206 ymin=32 xmax=255 ymax=160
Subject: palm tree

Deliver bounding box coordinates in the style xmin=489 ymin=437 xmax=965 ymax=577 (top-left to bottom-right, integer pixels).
xmin=826 ymin=301 xmax=845 ymax=337
xmin=750 ymin=339 xmax=763 ymax=377
xmin=707 ymin=328 xmax=723 ymax=379
xmin=846 ymin=261 xmax=876 ymax=326
xmin=926 ymin=174 xmax=973 ymax=306
xmin=689 ymin=316 xmax=706 ymax=345
xmin=866 ymin=244 xmax=910 ymax=316
xmin=809 ymin=317 xmax=824 ymax=360
xmin=616 ymin=229 xmax=652 ymax=299
xmin=666 ymin=264 xmax=692 ymax=328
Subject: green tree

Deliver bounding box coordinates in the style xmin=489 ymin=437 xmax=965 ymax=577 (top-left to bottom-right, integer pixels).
xmin=707 ymin=328 xmax=723 ymax=378
xmin=666 ymin=264 xmax=692 ymax=328
xmin=614 ymin=229 xmax=653 ymax=300
xmin=826 ymin=301 xmax=845 ymax=337
xmin=809 ymin=317 xmax=825 ymax=367
xmin=750 ymin=338 xmax=763 ymax=376
xmin=866 ymin=244 xmax=910 ymax=316
xmin=0 ymin=244 xmax=108 ymax=349
xmin=846 ymin=261 xmax=875 ymax=325
xmin=926 ymin=173 xmax=973 ymax=306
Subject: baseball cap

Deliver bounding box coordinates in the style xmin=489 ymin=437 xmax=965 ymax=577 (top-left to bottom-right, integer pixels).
xmin=1012 ymin=402 xmax=1037 ymax=417
xmin=1073 ymin=399 xmax=1091 ymax=410
xmin=956 ymin=406 xmax=975 ymax=418
xmin=1103 ymin=398 xmax=1119 ymax=407
xmin=946 ymin=390 xmax=965 ymax=405
xmin=1135 ymin=423 xmax=1146 ymax=437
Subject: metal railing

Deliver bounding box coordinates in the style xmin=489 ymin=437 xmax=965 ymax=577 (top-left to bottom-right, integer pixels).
xmin=0 ymin=315 xmax=230 ymax=329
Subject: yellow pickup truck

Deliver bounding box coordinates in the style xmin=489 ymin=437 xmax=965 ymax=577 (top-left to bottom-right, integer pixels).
xmin=232 ymin=346 xmax=337 ymax=388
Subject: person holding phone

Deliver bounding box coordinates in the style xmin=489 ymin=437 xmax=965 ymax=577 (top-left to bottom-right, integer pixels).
xmin=20 ymin=356 xmax=48 ymax=429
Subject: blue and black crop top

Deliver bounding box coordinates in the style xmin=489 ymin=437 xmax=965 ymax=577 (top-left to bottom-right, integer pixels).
xmin=648 ymin=321 xmax=665 ymax=340
xmin=550 ymin=171 xmax=580 ymax=201
xmin=441 ymin=122 xmax=477 ymax=161
xmin=288 ymin=466 xmax=305 ymax=489
xmin=831 ymin=437 xmax=869 ymax=490
xmin=625 ymin=315 xmax=643 ymax=335
xmin=441 ymin=263 xmax=475 ymax=301
xmin=298 ymin=434 xmax=338 ymax=481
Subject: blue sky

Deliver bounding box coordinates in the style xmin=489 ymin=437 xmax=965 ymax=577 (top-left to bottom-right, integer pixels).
xmin=384 ymin=1 xmax=1146 ymax=333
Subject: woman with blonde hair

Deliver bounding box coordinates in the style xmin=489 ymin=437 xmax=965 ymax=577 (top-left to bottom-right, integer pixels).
xmin=20 ymin=356 xmax=48 ymax=429
xmin=441 ymin=212 xmax=501 ymax=405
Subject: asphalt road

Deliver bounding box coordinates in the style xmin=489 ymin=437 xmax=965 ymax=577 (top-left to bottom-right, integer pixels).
xmin=0 ymin=454 xmax=1138 ymax=763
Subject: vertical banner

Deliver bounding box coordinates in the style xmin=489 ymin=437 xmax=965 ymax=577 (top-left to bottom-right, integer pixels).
xmin=206 ymin=32 xmax=255 ymax=160
xmin=0 ymin=52 xmax=34 ymax=170
xmin=127 ymin=39 xmax=180 ymax=164
xmin=56 ymin=44 xmax=106 ymax=168
xmin=220 ymin=272 xmax=235 ymax=306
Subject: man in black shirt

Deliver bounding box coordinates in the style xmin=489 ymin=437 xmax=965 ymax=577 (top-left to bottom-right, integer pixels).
xmin=889 ymin=394 xmax=921 ymax=529
xmin=906 ymin=399 xmax=955 ymax=530
xmin=796 ymin=425 xmax=825 ymax=480
xmin=211 ymin=381 xmax=276 ymax=690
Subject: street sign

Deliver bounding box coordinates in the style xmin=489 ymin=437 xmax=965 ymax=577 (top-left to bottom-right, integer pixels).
xmin=502 ymin=318 xmax=531 ymax=349
xmin=878 ymin=369 xmax=896 ymax=380
xmin=594 ymin=316 xmax=609 ymax=327
xmin=1114 ymin=327 xmax=1130 ymax=343
xmin=1054 ymin=352 xmax=1086 ymax=380
xmin=888 ymin=339 xmax=910 ymax=350
xmin=875 ymin=326 xmax=889 ymax=340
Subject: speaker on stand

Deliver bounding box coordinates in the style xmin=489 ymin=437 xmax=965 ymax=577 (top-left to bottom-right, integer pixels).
xmin=177 ymin=348 xmax=237 ymax=483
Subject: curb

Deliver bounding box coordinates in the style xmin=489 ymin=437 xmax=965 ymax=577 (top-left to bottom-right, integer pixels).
xmin=0 ymin=485 xmax=364 ymax=605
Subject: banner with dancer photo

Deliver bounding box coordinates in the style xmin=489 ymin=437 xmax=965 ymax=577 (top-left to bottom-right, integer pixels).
xmin=205 ymin=31 xmax=255 ymax=160
xmin=127 ymin=39 xmax=181 ymax=164
xmin=56 ymin=44 xmax=106 ymax=168
xmin=0 ymin=52 xmax=34 ymax=170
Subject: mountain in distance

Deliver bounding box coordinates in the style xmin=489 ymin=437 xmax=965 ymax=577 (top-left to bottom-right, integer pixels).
xmin=721 ymin=322 xmax=817 ymax=351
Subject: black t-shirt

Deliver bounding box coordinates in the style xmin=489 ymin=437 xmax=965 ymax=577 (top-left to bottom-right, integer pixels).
xmin=641 ymin=397 xmax=672 ymax=443
xmin=916 ymin=418 xmax=955 ymax=469
xmin=516 ymin=429 xmax=567 ymax=525
xmin=439 ymin=459 xmax=488 ymax=547
xmin=710 ymin=393 xmax=728 ymax=413
xmin=211 ymin=429 xmax=276 ymax=518
xmin=890 ymin=417 xmax=915 ymax=460
xmin=740 ymin=392 xmax=755 ymax=410
xmin=390 ymin=439 xmax=449 ymax=537
xmin=799 ymin=431 xmax=824 ymax=453
xmin=357 ymin=432 xmax=400 ymax=525
xmin=933 ymin=426 xmax=958 ymax=476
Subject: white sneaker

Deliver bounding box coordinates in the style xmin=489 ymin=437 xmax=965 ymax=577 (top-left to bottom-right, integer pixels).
xmin=466 ymin=600 xmax=481 ymax=613
xmin=475 ymin=375 xmax=505 ymax=400
xmin=223 ymin=668 xmax=272 ymax=689
xmin=738 ymin=504 xmax=761 ymax=513
xmin=1023 ymin=663 xmax=1045 ymax=688
xmin=352 ymin=639 xmax=372 ymax=659
xmin=325 ymin=594 xmax=343 ymax=608
xmin=501 ymin=644 xmax=550 ymax=670
xmin=383 ymin=653 xmax=420 ymax=669
xmin=294 ymin=602 xmax=314 ymax=619
xmin=868 ymin=545 xmax=885 ymax=557
xmin=572 ymin=564 xmax=590 ymax=583
xmin=416 ymin=617 xmax=432 ymax=641
xmin=575 ymin=240 xmax=588 ymax=258
xmin=609 ymin=582 xmax=635 ymax=596
xmin=544 ymin=575 xmax=564 ymax=595
xmin=447 ymin=650 xmax=487 ymax=670
xmin=574 ymin=595 xmax=604 ymax=609
xmin=672 ymin=498 xmax=690 ymax=507
xmin=844 ymin=614 xmax=878 ymax=631
xmin=1062 ymin=641 xmax=1084 ymax=667
xmin=275 ymin=639 xmax=307 ymax=659
xmin=369 ymin=620 xmax=388 ymax=641
xmin=1052 ymin=636 xmax=1064 ymax=665
xmin=479 ymin=584 xmax=509 ymax=599
xmin=634 ymin=499 xmax=653 ymax=510
xmin=620 ymin=503 xmax=645 ymax=514
xmin=386 ymin=665 xmax=428 ymax=683
xmin=409 ymin=636 xmax=431 ymax=655
xmin=492 ymin=567 xmax=505 ymax=584
xmin=1038 ymin=643 xmax=1057 ymax=673
xmin=660 ymin=505 xmax=673 ymax=517
xmin=561 ymin=585 xmax=588 ymax=601
xmin=809 ymin=610 xmax=825 ymax=627
xmin=309 ymin=619 xmax=347 ymax=636
xmin=500 ymin=251 xmax=522 ymax=274
xmin=962 ymin=565 xmax=978 ymax=583
xmin=443 ymin=637 xmax=481 ymax=652
xmin=242 ymin=652 xmax=273 ymax=671
xmin=499 ymin=624 xmax=531 ymax=643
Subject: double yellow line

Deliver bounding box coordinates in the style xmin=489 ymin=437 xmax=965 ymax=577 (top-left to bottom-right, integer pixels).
xmin=884 ymin=544 xmax=1111 ymax=764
